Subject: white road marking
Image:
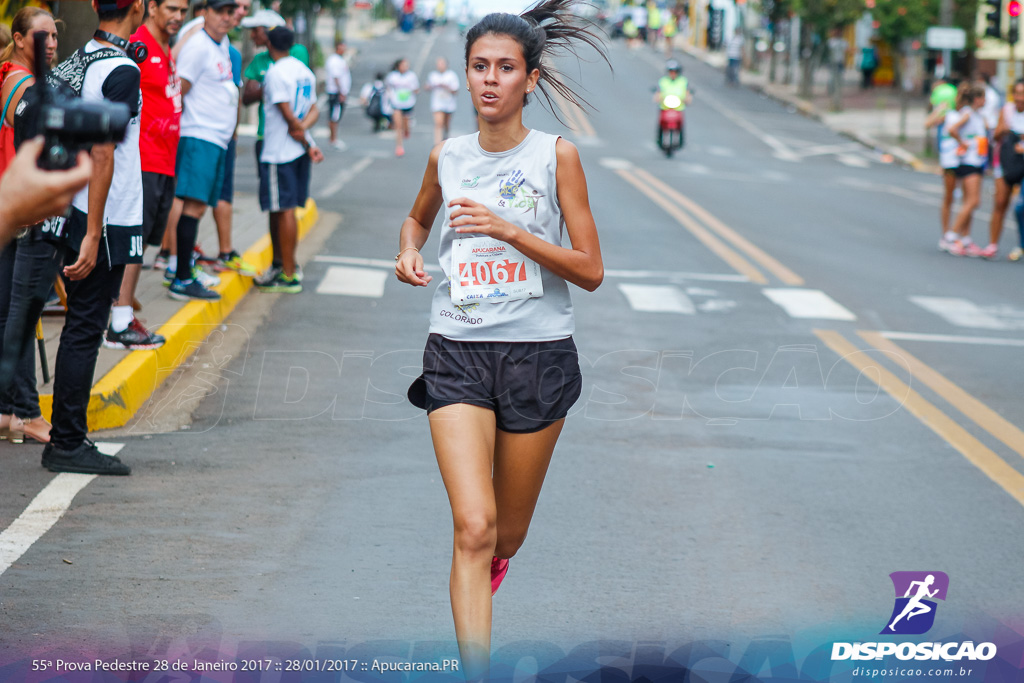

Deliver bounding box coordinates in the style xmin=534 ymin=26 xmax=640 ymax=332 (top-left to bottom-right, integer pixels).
xmin=313 ymin=254 xmax=443 ymax=273
xmin=880 ymin=331 xmax=1024 ymax=347
xmin=316 ymin=266 xmax=389 ymax=298
xmin=0 ymin=474 xmax=96 ymax=576
xmin=315 ymin=156 xmax=374 ymax=199
xmin=604 ymin=268 xmax=749 ymax=282
xmin=909 ymin=296 xmax=1013 ymax=330
xmin=763 ymin=288 xmax=857 ymax=320
xmin=599 ymin=157 xmax=633 ymax=170
xmin=698 ymin=91 xmax=802 ymax=162
xmin=618 ymin=284 xmax=696 ymax=314
xmin=837 ymin=154 xmax=871 ymax=168
xmin=705 ymin=146 xmax=736 ymax=157
xmin=95 ymin=442 xmax=125 ymax=456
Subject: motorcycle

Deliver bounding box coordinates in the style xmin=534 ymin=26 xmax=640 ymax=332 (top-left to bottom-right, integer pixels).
xmin=657 ymin=94 xmax=685 ymax=157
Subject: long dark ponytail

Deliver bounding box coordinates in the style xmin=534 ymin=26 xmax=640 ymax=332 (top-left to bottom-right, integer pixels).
xmin=464 ymin=0 xmax=610 ymax=123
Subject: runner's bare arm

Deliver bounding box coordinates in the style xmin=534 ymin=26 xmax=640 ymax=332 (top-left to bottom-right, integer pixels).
xmin=396 ymin=143 xmax=445 ymax=287
xmin=448 ymin=138 xmax=603 ymax=292
xmin=180 ymin=78 xmax=192 ymax=98
xmin=242 ymin=80 xmax=262 ymax=106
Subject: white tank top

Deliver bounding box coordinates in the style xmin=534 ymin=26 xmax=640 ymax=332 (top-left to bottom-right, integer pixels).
xmin=1003 ymin=102 xmax=1024 ymax=134
xmin=956 ymin=107 xmax=988 ymax=167
xmin=429 ymin=130 xmax=574 ymax=341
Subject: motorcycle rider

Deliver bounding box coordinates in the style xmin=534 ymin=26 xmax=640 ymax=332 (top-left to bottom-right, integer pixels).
xmin=655 ymin=60 xmax=692 ymax=149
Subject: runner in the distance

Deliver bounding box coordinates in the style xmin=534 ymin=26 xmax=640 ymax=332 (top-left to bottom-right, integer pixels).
xmin=394 ymin=1 xmax=607 ymax=677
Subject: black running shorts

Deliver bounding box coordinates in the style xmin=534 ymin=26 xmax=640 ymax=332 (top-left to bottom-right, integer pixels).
xmin=408 ymin=334 xmax=583 ymax=433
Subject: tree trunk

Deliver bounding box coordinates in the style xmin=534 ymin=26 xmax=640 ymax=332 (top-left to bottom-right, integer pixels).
xmin=896 ymin=49 xmax=908 ymax=143
xmin=769 ymin=24 xmax=778 ymax=83
xmin=798 ymin=22 xmax=814 ymax=99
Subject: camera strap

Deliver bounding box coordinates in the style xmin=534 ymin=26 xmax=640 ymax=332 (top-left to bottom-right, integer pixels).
xmin=93 ymin=30 xmax=148 ymax=64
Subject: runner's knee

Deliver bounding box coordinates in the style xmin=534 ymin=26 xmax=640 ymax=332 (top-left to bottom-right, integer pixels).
xmin=453 ymin=511 xmax=497 ymax=555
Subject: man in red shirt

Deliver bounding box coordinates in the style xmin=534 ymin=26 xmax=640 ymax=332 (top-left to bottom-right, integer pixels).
xmin=104 ymin=0 xmax=187 ymax=350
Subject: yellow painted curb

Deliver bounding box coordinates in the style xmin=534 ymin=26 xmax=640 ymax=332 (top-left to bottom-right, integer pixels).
xmin=38 ymin=199 xmax=319 ymax=430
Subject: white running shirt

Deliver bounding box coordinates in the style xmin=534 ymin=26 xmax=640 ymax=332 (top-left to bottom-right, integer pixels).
xmin=262 ymin=55 xmax=317 ymax=164
xmin=428 ymin=69 xmax=459 ymax=113
xmin=324 ymin=53 xmax=351 ymax=96
xmin=385 ymin=70 xmax=419 ymax=110
xmin=176 ymin=29 xmax=237 ymax=149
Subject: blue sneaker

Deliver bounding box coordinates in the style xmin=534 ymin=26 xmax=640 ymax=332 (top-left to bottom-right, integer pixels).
xmin=168 ymin=278 xmax=221 ymax=301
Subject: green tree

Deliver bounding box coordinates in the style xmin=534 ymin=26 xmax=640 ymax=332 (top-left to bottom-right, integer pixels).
xmin=792 ymin=0 xmax=864 ymax=97
xmin=870 ymin=0 xmax=938 ymax=139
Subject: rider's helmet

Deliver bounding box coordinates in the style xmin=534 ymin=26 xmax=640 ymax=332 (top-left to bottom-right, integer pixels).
xmin=665 ymin=60 xmax=682 ymax=74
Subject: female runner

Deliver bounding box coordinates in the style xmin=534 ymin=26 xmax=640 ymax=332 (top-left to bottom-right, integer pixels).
xmin=394 ymin=0 xmax=607 ymax=677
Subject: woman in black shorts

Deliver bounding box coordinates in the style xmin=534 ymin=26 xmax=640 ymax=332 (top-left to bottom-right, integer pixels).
xmin=394 ymin=0 xmax=607 ymax=677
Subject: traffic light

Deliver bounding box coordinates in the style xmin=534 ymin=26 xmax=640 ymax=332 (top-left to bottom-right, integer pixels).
xmin=986 ymin=0 xmax=1003 ymax=38
xmin=1010 ymin=0 xmax=1021 ymax=43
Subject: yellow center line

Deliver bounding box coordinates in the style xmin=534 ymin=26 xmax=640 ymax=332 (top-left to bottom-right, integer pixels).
xmin=616 ymin=168 xmax=768 ymax=284
xmin=859 ymin=331 xmax=1024 ymax=462
xmin=629 ymin=167 xmax=805 ymax=286
xmin=814 ymin=329 xmax=1024 ymax=508
xmin=552 ymin=89 xmax=596 ymax=137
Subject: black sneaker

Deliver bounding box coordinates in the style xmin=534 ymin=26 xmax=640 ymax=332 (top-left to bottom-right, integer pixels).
xmin=103 ymin=319 xmax=166 ymax=350
xmin=168 ymin=278 xmax=221 ymax=301
xmin=42 ymin=440 xmax=131 ymax=475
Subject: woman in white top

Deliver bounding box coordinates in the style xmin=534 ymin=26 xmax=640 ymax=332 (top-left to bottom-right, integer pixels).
xmin=384 ymin=57 xmax=419 ymax=157
xmin=395 ymin=0 xmax=607 ymax=677
xmin=426 ymin=56 xmax=460 ymax=145
xmin=946 ymin=83 xmax=988 ymax=257
xmin=924 ymin=88 xmax=965 ymax=252
xmin=989 ymin=79 xmax=1024 ymax=260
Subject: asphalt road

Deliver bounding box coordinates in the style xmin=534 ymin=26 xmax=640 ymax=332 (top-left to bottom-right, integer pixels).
xmin=2 ymin=22 xmax=1023 ymax=683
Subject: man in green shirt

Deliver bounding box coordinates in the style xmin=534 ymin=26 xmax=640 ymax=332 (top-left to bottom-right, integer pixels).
xmin=240 ymin=9 xmax=310 ymax=284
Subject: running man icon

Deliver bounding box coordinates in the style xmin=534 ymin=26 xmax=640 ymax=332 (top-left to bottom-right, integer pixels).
xmin=882 ymin=571 xmax=950 ymax=635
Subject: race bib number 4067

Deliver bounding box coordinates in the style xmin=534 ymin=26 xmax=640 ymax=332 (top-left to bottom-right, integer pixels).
xmin=450 ymin=236 xmax=543 ymax=305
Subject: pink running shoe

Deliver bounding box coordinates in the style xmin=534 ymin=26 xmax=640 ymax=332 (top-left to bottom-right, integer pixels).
xmin=490 ymin=557 xmax=509 ymax=595
xmin=978 ymin=243 xmax=999 ymax=259
xmin=948 ymin=241 xmax=967 ymax=256
xmin=963 ymin=242 xmax=986 ymax=257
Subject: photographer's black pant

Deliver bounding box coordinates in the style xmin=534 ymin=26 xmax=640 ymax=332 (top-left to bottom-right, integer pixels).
xmin=0 ymin=235 xmax=57 ymax=419
xmin=50 ymin=246 xmax=124 ymax=451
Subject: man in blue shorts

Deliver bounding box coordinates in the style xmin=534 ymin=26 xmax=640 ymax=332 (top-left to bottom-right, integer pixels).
xmin=168 ymin=0 xmax=238 ymax=300
xmin=257 ymin=27 xmax=322 ymax=293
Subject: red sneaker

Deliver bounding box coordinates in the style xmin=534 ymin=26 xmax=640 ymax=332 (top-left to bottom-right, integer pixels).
xmin=490 ymin=557 xmax=509 ymax=595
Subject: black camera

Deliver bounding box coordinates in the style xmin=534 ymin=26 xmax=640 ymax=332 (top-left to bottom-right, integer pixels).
xmin=32 ymin=30 xmax=131 ymax=170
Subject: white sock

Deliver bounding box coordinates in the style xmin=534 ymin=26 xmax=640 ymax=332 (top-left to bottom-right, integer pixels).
xmin=944 ymin=231 xmax=957 ymax=242
xmin=960 ymin=236 xmax=974 ymax=245
xmin=110 ymin=305 xmax=134 ymax=333
xmin=167 ymin=255 xmax=178 ymax=273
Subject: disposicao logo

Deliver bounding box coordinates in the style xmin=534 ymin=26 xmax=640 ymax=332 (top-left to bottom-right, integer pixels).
xmin=831 ymin=572 xmax=997 ymax=663
xmin=882 ymin=571 xmax=948 ymax=635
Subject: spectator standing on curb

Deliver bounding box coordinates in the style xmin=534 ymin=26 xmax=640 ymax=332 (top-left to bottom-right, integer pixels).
xmin=240 ymin=9 xmax=309 ymax=286
xmin=164 ymin=0 xmax=258 ymax=279
xmin=859 ymin=44 xmax=877 ymax=89
xmin=385 ymin=57 xmax=418 ymax=157
xmin=0 ymin=8 xmax=58 ymax=444
xmin=257 ymin=26 xmax=322 ymax=294
xmin=104 ymin=0 xmax=187 ymax=351
xmin=41 ymin=0 xmax=146 ymax=476
xmin=987 ymin=80 xmax=1024 ymax=260
xmin=324 ymin=39 xmax=350 ymax=150
xmin=925 ymin=85 xmax=964 ymax=251
xmin=168 ymin=0 xmax=239 ymax=301
xmin=725 ymin=28 xmax=742 ymax=85
xmin=426 ymin=56 xmax=458 ymax=145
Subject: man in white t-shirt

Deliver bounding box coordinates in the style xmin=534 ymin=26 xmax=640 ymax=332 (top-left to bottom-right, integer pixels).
xmin=324 ymin=40 xmax=350 ymax=149
xmin=40 ymin=0 xmax=145 ymax=476
xmin=257 ymin=26 xmax=322 ymax=294
xmin=168 ymin=0 xmax=238 ymax=302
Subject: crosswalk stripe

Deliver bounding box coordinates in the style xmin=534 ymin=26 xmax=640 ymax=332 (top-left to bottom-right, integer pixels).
xmin=910 ymin=296 xmax=1012 ymax=330
xmin=0 ymin=474 xmax=96 ymax=576
xmin=763 ymin=288 xmax=856 ymax=320
xmin=316 ymin=266 xmax=388 ymax=298
xmin=618 ymin=284 xmax=696 ymax=314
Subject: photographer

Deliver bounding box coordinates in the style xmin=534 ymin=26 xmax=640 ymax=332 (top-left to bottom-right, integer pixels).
xmin=0 ymin=8 xmax=59 ymax=444
xmin=0 ymin=139 xmax=91 ymax=241
xmin=40 ymin=0 xmax=145 ymax=476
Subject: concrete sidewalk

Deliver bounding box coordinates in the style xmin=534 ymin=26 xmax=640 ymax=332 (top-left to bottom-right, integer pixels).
xmin=683 ymin=43 xmax=938 ymax=172
xmin=32 ymin=136 xmax=318 ymax=433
